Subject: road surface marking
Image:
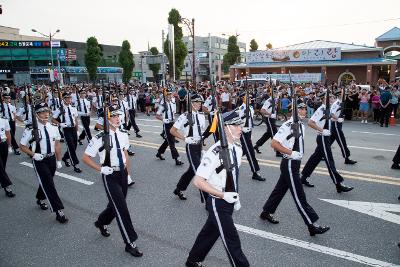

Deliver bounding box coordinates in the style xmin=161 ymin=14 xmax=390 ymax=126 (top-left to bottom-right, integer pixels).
xmin=351 ymin=131 xmax=400 ymax=137
xmin=348 ymin=145 xmax=396 ymax=152
xmin=320 ymin=199 xmax=400 ymax=225
xmin=20 ymin=162 xmax=94 ymax=185
xmin=235 ymin=224 xmax=399 ymax=267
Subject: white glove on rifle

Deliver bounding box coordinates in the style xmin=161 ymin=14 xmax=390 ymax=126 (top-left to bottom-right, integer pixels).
xmin=185 ymin=137 xmax=200 ymax=144
xmin=33 ymin=153 xmax=44 ymax=161
xmin=223 ymin=192 xmax=239 ymax=203
xmin=56 ymin=161 xmax=62 ymax=169
xmin=59 ymin=123 xmax=68 ymax=128
xmin=100 ymin=166 xmax=114 ymax=175
xmin=234 ymin=200 xmax=242 ymax=211
xmin=338 ymin=118 xmax=344 ymax=123
xmin=322 ymin=129 xmax=331 ymax=136
xmin=162 ymin=118 xmax=170 ymax=123
xmin=289 ymin=151 xmax=303 ymax=160
xmin=270 ymin=114 xmax=276 ymax=119
xmin=242 ymin=127 xmax=251 ymax=133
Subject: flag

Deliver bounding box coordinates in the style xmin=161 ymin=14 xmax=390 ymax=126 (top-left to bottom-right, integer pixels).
xmin=209 ymin=111 xmax=218 ymax=133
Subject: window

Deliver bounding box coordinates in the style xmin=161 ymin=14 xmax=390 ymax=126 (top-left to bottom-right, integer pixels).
xmin=220 ymin=44 xmax=228 ymax=50
xmin=214 ymin=43 xmax=220 ymax=49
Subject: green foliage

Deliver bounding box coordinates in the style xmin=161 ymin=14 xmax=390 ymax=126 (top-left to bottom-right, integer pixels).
xmin=118 ymin=40 xmax=135 ymax=83
xmin=163 ymin=8 xmax=188 ymax=80
xmin=266 ymin=43 xmax=273 ymax=49
xmin=84 ymin=36 xmax=102 ymax=82
xmin=148 ymin=47 xmax=161 ymax=80
xmin=249 ymin=39 xmax=258 ymax=52
xmin=222 ymin=35 xmax=241 ymax=73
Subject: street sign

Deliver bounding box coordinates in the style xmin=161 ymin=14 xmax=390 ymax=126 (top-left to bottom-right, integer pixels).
xmin=66 ymin=48 xmax=77 ymax=61
xmin=146 ymin=55 xmax=163 ymax=65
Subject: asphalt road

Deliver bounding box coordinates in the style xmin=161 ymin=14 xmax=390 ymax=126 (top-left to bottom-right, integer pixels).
xmin=0 ymin=113 xmax=399 ymax=267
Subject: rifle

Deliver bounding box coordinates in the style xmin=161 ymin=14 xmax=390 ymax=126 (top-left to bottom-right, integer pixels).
xmin=101 ymin=89 xmax=112 ymax=167
xmin=162 ymin=87 xmax=168 ymax=120
xmin=28 ymin=91 xmax=42 ymax=154
xmin=244 ymin=75 xmax=250 ymax=127
xmin=76 ymin=87 xmax=81 ymax=112
xmin=338 ymin=84 xmax=346 ymax=119
xmin=0 ymin=88 xmax=4 ymax=117
xmin=270 ymin=77 xmax=275 ymax=114
xmin=322 ymin=83 xmax=331 ymax=129
xmin=56 ymin=84 xmax=65 ymax=123
xmin=185 ymin=87 xmax=194 ymax=136
xmin=50 ymin=83 xmax=56 ymax=111
xmin=288 ymin=77 xmax=300 ymax=141
xmin=24 ymin=85 xmax=29 ymax=122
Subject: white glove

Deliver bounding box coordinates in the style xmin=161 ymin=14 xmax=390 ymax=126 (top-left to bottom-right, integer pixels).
xmin=234 ymin=200 xmax=241 ymax=211
xmin=270 ymin=114 xmax=276 ymax=119
xmin=289 ymin=151 xmax=303 ymax=160
xmin=100 ymin=166 xmax=114 ymax=175
xmin=338 ymin=118 xmax=344 ymax=123
xmin=185 ymin=137 xmax=200 ymax=144
xmin=163 ymin=118 xmax=170 ymax=123
xmin=59 ymin=123 xmax=68 ymax=128
xmin=322 ymin=129 xmax=331 ymax=136
xmin=24 ymin=120 xmax=30 ymax=125
xmin=56 ymin=161 xmax=62 ymax=169
xmin=8 ymin=147 xmax=13 ymax=153
xmin=242 ymin=127 xmax=251 ymax=133
xmin=33 ymin=153 xmax=44 ymax=161
xmin=223 ymin=192 xmax=239 ymax=203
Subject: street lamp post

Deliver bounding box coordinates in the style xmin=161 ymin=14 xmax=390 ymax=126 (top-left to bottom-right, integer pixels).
xmin=181 ymin=18 xmax=195 ymax=90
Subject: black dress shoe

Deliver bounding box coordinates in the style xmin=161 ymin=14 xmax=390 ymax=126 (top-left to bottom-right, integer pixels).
xmin=301 ymin=179 xmax=315 ymax=188
xmin=156 ymin=153 xmax=165 ymax=160
xmin=175 ymin=159 xmax=184 ymax=165
xmin=185 ymin=260 xmax=204 ymax=267
xmin=4 ymin=188 xmax=16 ymax=198
xmin=62 ymin=158 xmax=71 ymax=167
xmin=308 ymin=225 xmax=330 ymax=236
xmin=94 ymin=221 xmax=110 ymax=237
xmin=127 ymin=150 xmax=135 ymax=156
xmin=173 ymin=188 xmax=187 ymax=200
xmin=392 ymin=163 xmax=400 ymax=170
xmin=254 ymin=146 xmax=261 ymax=154
xmin=336 ymin=183 xmax=354 ymax=193
xmin=259 ymin=211 xmax=279 ymax=224
xmin=74 ymin=166 xmax=82 ymax=173
xmin=128 ymin=181 xmax=135 ymax=187
xmin=36 ymin=199 xmax=48 ymax=210
xmin=252 ymin=173 xmax=266 ymax=181
xmin=344 ymin=158 xmax=357 ymax=164
xmin=56 ymin=210 xmax=69 ymax=224
xmin=14 ymin=150 xmax=21 ymax=155
xmin=136 ymin=133 xmax=142 ymax=138
xmin=125 ymin=243 xmax=143 ymax=257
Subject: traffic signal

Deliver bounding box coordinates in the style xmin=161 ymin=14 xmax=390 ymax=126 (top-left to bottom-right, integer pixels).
xmin=166 ymin=64 xmax=170 ymax=73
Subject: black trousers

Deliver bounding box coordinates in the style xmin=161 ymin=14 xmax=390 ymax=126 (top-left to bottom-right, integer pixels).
xmin=330 ymin=121 xmax=350 ymax=159
xmin=157 ymin=122 xmax=179 ymax=159
xmin=202 ymin=114 xmax=218 ymax=142
xmin=0 ymin=141 xmax=11 ymax=188
xmin=78 ymin=116 xmax=92 ymax=141
xmin=380 ymin=106 xmax=391 ymax=126
xmin=98 ymin=169 xmax=138 ymax=245
xmin=8 ymin=120 xmax=19 ymax=150
xmin=301 ymin=135 xmax=344 ymax=185
xmin=33 ymin=156 xmax=64 ymax=212
xmin=62 ymin=127 xmax=79 ymax=166
xmin=263 ymin=159 xmax=319 ymax=226
xmin=255 ymin=117 xmax=277 ymax=147
xmin=179 ymin=100 xmax=186 ymax=114
xmin=240 ymin=131 xmax=259 ymax=173
xmin=127 ymin=109 xmax=140 ymax=133
xmin=187 ymin=197 xmax=249 ymax=267
xmin=177 ymin=144 xmax=202 ymax=191
xmin=393 ymin=145 xmax=400 ymax=164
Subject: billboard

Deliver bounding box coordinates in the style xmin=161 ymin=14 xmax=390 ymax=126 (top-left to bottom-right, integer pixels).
xmin=246 ymin=48 xmax=341 ymax=63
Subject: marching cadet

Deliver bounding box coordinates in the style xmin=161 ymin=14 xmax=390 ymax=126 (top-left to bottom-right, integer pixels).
xmin=185 ymin=110 xmax=249 ymax=267
xmin=329 ymin=89 xmax=357 ymax=165
xmin=19 ymin=101 xmax=68 ymax=223
xmin=301 ymin=91 xmax=354 ymax=192
xmin=237 ymin=92 xmax=265 ymax=181
xmin=392 ymin=144 xmax=400 ymax=170
xmin=53 ymin=92 xmax=82 ymax=173
xmin=259 ymin=102 xmax=330 ymax=236
xmin=0 ymin=114 xmax=15 ymax=197
xmin=2 ymin=93 xmax=21 ymax=155
xmin=125 ymin=87 xmax=142 ymax=138
xmin=77 ymin=89 xmax=93 ymax=145
xmin=202 ymin=88 xmax=219 ymax=143
xmin=170 ymin=93 xmax=206 ymax=200
xmin=82 ymin=105 xmax=143 ymax=257
xmin=117 ymin=92 xmax=135 ymax=157
xmin=93 ymin=88 xmax=104 ymax=131
xmin=16 ymin=95 xmax=33 ymax=126
xmin=155 ymin=88 xmax=183 ymax=165
xmin=49 ymin=87 xmax=64 ymax=142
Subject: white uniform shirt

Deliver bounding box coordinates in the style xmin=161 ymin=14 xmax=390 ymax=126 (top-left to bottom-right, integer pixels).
xmin=273 ymin=117 xmax=305 ymax=159
xmin=173 ymin=111 xmax=206 ymax=140
xmin=2 ymin=103 xmax=16 ymax=121
xmin=261 ymin=97 xmax=277 ymax=117
xmin=0 ymin=118 xmax=10 ymax=141
xmin=16 ymin=105 xmax=33 ymax=125
xmin=330 ymin=99 xmax=341 ymax=122
xmin=238 ymin=103 xmax=254 ymax=131
xmin=157 ymin=100 xmax=177 ymax=121
xmin=53 ymin=104 xmax=78 ymax=127
xmin=20 ymin=121 xmax=61 ymax=154
xmin=84 ymin=129 xmax=130 ymax=167
xmin=126 ymin=94 xmax=137 ymax=110
xmin=77 ymin=99 xmax=91 ymax=116
xmin=221 ymin=92 xmax=230 ymax=102
xmin=94 ymin=94 xmax=104 ymax=109
xmin=196 ymin=141 xmax=242 ymax=193
xmin=310 ymin=104 xmax=330 ymax=131
xmin=119 ymin=100 xmax=129 ymax=124
xmin=71 ymin=93 xmax=78 ymax=105
xmin=203 ymin=95 xmax=217 ymax=115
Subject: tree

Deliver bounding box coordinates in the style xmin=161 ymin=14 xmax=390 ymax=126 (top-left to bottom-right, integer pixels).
xmin=148 ymin=47 xmax=161 ymax=80
xmin=249 ymin=39 xmax=258 ymax=52
xmin=222 ymin=35 xmax=241 ymax=73
xmin=163 ymin=8 xmax=188 ymax=80
xmin=266 ymin=43 xmax=273 ymax=50
xmin=84 ymin=37 xmax=102 ymax=82
xmin=118 ymin=40 xmax=135 ymax=83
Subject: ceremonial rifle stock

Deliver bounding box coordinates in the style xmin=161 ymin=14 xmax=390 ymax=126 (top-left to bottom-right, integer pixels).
xmin=101 ymin=89 xmax=112 ymax=167
xmin=29 ymin=91 xmax=42 ymax=153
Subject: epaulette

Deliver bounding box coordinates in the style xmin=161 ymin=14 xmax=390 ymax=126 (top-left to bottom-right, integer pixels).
xmin=284 ymin=121 xmax=293 ymax=127
xmin=212 ymin=146 xmax=221 ymax=155
xmin=95 ymin=132 xmax=105 ymax=139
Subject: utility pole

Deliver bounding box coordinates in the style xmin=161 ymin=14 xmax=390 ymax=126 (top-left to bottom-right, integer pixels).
xmin=191 ymin=18 xmax=195 ymax=88
xmin=162 ymin=29 xmax=165 ymax=86
xmin=208 ymin=33 xmax=212 ymax=83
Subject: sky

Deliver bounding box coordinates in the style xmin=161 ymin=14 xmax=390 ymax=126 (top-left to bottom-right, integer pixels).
xmin=1 ymin=0 xmax=400 ymax=53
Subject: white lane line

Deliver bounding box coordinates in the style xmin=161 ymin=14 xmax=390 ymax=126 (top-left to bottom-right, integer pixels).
xmin=351 ymin=131 xmax=400 ymax=137
xmin=137 ymin=123 xmax=162 ymax=128
xmin=235 ymin=224 xmax=399 ymax=267
xmin=20 ymin=162 xmax=94 ymax=185
xmin=348 ymin=146 xmax=396 ymax=152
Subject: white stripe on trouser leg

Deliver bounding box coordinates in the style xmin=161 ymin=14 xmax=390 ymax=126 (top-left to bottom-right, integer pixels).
xmin=267 ymin=118 xmax=273 ymax=136
xmin=288 ymin=160 xmax=312 ymax=225
xmin=186 ymin=144 xmax=196 ymax=172
xmin=164 ymin=124 xmax=172 ymax=148
xmin=321 ymin=136 xmax=337 ymax=184
xmin=102 ymin=174 xmax=130 ymax=244
xmin=212 ymin=198 xmax=236 ymax=267
xmin=32 ymin=160 xmax=54 ymax=212
xmin=335 ymin=122 xmax=346 ymax=158
xmin=241 ymin=134 xmax=256 ymax=172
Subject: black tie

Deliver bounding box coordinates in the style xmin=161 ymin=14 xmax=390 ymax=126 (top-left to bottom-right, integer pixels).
xmin=232 ymin=147 xmax=239 ymax=192
xmin=168 ymin=103 xmax=173 ymax=120
xmin=68 ymin=107 xmax=74 ymax=127
xmin=44 ymin=125 xmax=51 ymax=154
xmin=6 ymin=104 xmax=11 ymax=120
xmin=130 ymin=96 xmax=134 ymax=109
xmin=82 ymin=100 xmax=87 ymax=113
xmin=195 ymin=114 xmax=202 ymax=139
xmin=114 ymin=132 xmax=124 ymax=170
